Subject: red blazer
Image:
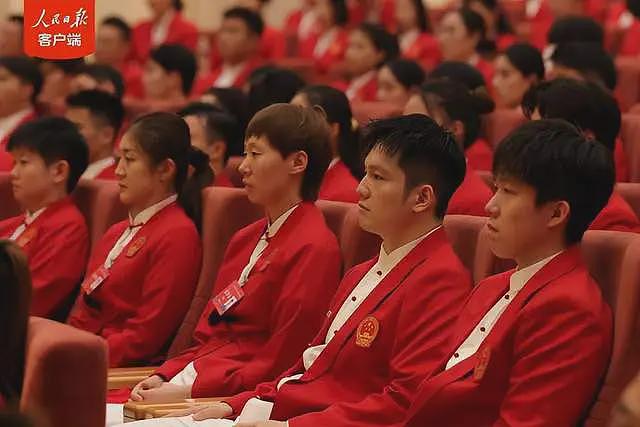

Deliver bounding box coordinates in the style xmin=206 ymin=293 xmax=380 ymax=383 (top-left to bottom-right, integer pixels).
xmin=474 ymin=58 xmax=495 ymax=91
xmin=153 ymin=203 xmax=342 ymax=398
xmin=496 ymin=33 xmax=517 ymax=52
xmin=260 ymin=26 xmax=286 ymax=62
xmin=67 ymin=203 xmax=202 ymax=367
xmin=130 ymin=13 xmax=199 ymax=64
xmin=404 ymin=247 xmax=612 ymax=427
xmin=620 ymin=19 xmax=640 ymax=57
xmin=0 ymin=198 xmax=88 ymax=319
xmin=298 ymin=28 xmax=349 ymax=74
xmin=119 ymin=61 xmax=145 ymax=99
xmin=348 ymin=0 xmax=396 ymax=31
xmin=318 ymin=160 xmax=359 ymax=203
xmin=402 ymin=33 xmax=441 ymax=71
xmin=0 ymin=111 xmax=38 ymax=172
xmin=527 ymin=1 xmax=553 ymax=50
xmin=465 ymin=138 xmax=493 ymax=172
xmin=447 ymin=165 xmax=492 ymax=217
xmin=191 ymin=57 xmax=262 ymax=96
xmin=95 ymin=162 xmax=117 ymax=180
xmin=335 ymin=73 xmax=378 ymax=103
xmin=224 ymin=228 xmax=471 ymax=426
xmin=589 ymin=192 xmax=640 ymax=233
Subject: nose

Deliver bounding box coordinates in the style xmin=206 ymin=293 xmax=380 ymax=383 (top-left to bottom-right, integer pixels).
xmin=238 ymin=156 xmax=249 ymax=176
xmin=485 ymin=193 xmax=499 ymax=217
xmin=356 ymin=176 xmax=369 ymax=199
xmin=115 ymin=157 xmax=125 ymax=178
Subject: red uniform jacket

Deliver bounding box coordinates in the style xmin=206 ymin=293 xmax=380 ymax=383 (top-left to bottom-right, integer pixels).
xmin=589 ymin=192 xmax=640 ymax=233
xmin=620 ymin=19 xmax=640 ymax=57
xmin=119 ymin=61 xmax=145 ymax=99
xmin=474 ymin=58 xmax=495 ymax=91
xmin=298 ymin=28 xmax=349 ymax=74
xmin=94 ymin=162 xmax=117 ymax=180
xmin=465 ymin=138 xmax=493 ymax=172
xmin=260 ymin=26 xmax=286 ymax=62
xmin=496 ymin=33 xmax=517 ymax=52
xmin=404 ymin=247 xmax=612 ymax=427
xmin=67 ymin=203 xmax=201 ymax=367
xmin=447 ymin=165 xmax=492 ymax=216
xmin=224 ymin=228 xmax=472 ymax=426
xmin=348 ymin=0 xmax=396 ymax=31
xmin=0 ymin=198 xmax=89 ymax=319
xmin=191 ymin=57 xmax=262 ymax=96
xmin=0 ymin=111 xmax=38 ymax=172
xmin=402 ymin=33 xmax=441 ymax=71
xmin=130 ymin=13 xmax=199 ymax=64
xmin=318 ymin=160 xmax=359 ymax=203
xmin=335 ymin=73 xmax=378 ymax=103
xmin=153 ymin=203 xmax=342 ymax=398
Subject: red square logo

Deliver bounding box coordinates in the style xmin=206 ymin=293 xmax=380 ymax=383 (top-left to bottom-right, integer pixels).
xmin=23 ymin=0 xmax=95 ymax=59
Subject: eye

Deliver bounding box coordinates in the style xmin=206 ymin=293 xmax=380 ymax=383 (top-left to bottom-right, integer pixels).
xmin=372 ymin=173 xmax=383 ymax=181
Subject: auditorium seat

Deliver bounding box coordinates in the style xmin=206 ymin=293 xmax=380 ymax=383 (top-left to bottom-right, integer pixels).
xmin=72 ymin=179 xmax=128 ymax=251
xmin=481 ymin=109 xmax=526 ymax=150
xmin=167 ymin=187 xmax=263 ymax=357
xmin=316 ymin=200 xmax=355 ymax=271
xmin=583 ymin=231 xmax=640 ymax=426
xmin=21 ymin=317 xmax=107 ymax=427
xmin=351 ymin=101 xmax=402 ymax=126
xmin=615 ymin=58 xmax=640 ymax=112
xmin=443 ymin=215 xmax=488 ymax=279
xmin=616 ymin=182 xmax=640 ymax=218
xmin=620 ymin=114 xmax=640 ymax=183
xmin=0 ymin=172 xmax=20 ymax=220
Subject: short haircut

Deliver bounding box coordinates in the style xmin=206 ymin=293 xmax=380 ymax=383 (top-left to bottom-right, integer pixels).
xmin=503 ymin=43 xmax=545 ymax=80
xmin=6 ymin=117 xmax=89 ymax=193
xmin=430 ymin=60 xmax=486 ymax=90
xmin=328 ymin=0 xmax=349 ymax=26
xmin=551 ymin=42 xmax=617 ymax=90
xmin=419 ymin=78 xmax=495 ymax=149
xmin=457 ymin=8 xmax=486 ymax=40
xmin=494 ymin=119 xmax=614 ymax=244
xmin=357 ymin=23 xmax=399 ymax=67
xmin=101 ymin=16 xmax=131 ymax=41
xmin=76 ymin=63 xmax=125 ymax=98
xmin=247 ymin=66 xmax=306 ymax=116
xmin=202 ymin=87 xmax=249 ymax=152
xmin=223 ymin=7 xmax=264 ymax=36
xmin=0 ymin=56 xmax=43 ymax=105
xmin=66 ymin=89 xmax=125 ymax=138
xmin=385 ymin=59 xmax=425 ymax=90
xmin=408 ymin=0 xmax=431 ymax=32
xmin=522 ymin=78 xmax=620 ymax=152
xmin=149 ymin=44 xmax=197 ymax=95
xmin=361 ymin=114 xmax=466 ymax=218
xmin=178 ymin=102 xmax=241 ymax=163
xmin=246 ymin=103 xmax=332 ymax=201
xmin=548 ymin=16 xmax=604 ymax=46
xmin=629 ymin=0 xmax=640 ymax=18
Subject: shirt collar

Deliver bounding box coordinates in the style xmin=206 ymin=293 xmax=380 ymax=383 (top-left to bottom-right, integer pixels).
xmin=377 ymin=225 xmax=442 ymax=273
xmin=129 ymin=194 xmax=177 ymax=226
xmin=81 ymin=156 xmax=115 ymax=180
xmin=266 ymin=204 xmax=299 ymax=239
xmin=400 ymin=29 xmax=420 ymax=51
xmin=25 ymin=207 xmax=46 ymax=225
xmin=510 ymin=251 xmax=563 ymax=292
xmin=349 ymin=70 xmax=376 ymax=91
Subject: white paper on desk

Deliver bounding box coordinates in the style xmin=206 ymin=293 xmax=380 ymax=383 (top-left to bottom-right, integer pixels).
xmin=236 ymin=398 xmax=274 ymax=423
xmin=105 ymin=403 xmax=124 ymax=426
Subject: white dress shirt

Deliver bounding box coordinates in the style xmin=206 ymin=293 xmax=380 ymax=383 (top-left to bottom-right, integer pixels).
xmin=313 ymin=28 xmax=338 ymax=58
xmin=345 ymin=71 xmax=376 ymax=101
xmin=0 ymin=108 xmax=33 ymax=142
xmin=9 ymin=207 xmax=46 ymax=241
xmin=81 ymin=157 xmax=116 ymax=180
xmin=150 ymin=11 xmax=175 ymax=47
xmin=399 ymin=29 xmax=420 ymax=53
xmin=214 ymin=62 xmax=246 ymax=88
xmin=445 ymin=252 xmax=561 ymax=369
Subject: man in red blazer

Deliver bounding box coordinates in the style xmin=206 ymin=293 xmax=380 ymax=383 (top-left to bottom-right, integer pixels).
xmin=0 ymin=57 xmax=41 ymax=172
xmin=403 ymin=119 xmax=613 ymax=427
xmin=65 ymin=90 xmax=124 ymax=180
xmin=0 ymin=117 xmax=89 ymax=320
xmin=130 ymin=115 xmax=473 ymax=427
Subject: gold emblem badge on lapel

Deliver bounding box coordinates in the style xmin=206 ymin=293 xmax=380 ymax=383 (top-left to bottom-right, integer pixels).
xmin=473 ymin=346 xmax=492 ymax=381
xmin=126 ymin=236 xmax=146 ymax=257
xmin=355 ymin=316 xmax=380 ymax=348
xmin=16 ymin=227 xmax=38 ymax=248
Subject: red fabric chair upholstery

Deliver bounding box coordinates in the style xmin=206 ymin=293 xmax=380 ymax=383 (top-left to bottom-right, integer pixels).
xmin=0 ymin=172 xmax=20 ymax=220
xmin=443 ymin=215 xmax=488 ymax=280
xmin=481 ymin=109 xmax=526 ymax=150
xmin=316 ymin=200 xmax=354 ymax=271
xmin=21 ymin=317 xmax=107 ymax=427
xmin=351 ymin=101 xmax=402 ymax=126
xmin=72 ymin=179 xmax=127 ymax=251
xmin=615 ymin=58 xmax=640 ymax=113
xmin=621 ymin=114 xmax=640 ymax=183
xmin=582 ymin=231 xmax=640 ymax=426
xmin=616 ymin=183 xmax=640 ymax=218
xmin=167 ymin=187 xmax=263 ymax=356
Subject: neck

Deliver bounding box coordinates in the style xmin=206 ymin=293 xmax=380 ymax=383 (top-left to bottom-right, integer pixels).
xmin=4 ymin=103 xmax=30 ymax=118
xmin=24 ymin=190 xmax=66 ymax=213
xmin=129 ymin=190 xmax=174 ymax=219
xmin=382 ymin=216 xmax=440 ymax=254
xmin=515 ymin=237 xmax=566 ymax=269
xmin=264 ymin=191 xmax=302 ymax=224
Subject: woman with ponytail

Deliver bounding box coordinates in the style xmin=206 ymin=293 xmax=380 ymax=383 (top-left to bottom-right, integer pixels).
xmin=404 ymin=78 xmax=494 ymax=216
xmin=67 ymin=112 xmax=211 ymax=367
xmin=292 ymin=85 xmax=362 ymax=203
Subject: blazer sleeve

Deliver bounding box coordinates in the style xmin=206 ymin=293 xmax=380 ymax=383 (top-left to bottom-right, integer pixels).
xmin=493 ymin=295 xmax=612 ymax=427
xmin=288 ymin=266 xmax=471 ymax=427
xmin=104 ymin=229 xmax=202 ymax=367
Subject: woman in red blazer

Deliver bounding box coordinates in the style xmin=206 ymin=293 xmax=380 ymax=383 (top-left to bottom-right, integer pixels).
xmin=464 ymin=0 xmax=518 ymax=53
xmin=292 ymin=85 xmax=362 ymax=203
xmin=395 ymin=0 xmax=441 ymax=70
xmin=492 ymin=43 xmax=545 ymax=110
xmin=298 ymin=0 xmax=350 ymax=74
xmin=377 ymin=58 xmax=425 ymax=109
xmin=130 ymin=0 xmax=198 ymax=64
xmin=67 ymin=112 xmax=213 ymax=367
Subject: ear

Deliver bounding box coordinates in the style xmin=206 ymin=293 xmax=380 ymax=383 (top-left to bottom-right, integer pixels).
xmin=288 ymin=150 xmax=308 ymax=176
xmin=49 ymin=160 xmax=70 ymax=188
xmin=210 ymin=140 xmax=227 ymax=162
xmin=99 ymin=126 xmax=116 ymax=148
xmin=547 ymin=200 xmax=570 ymax=229
xmin=412 ymin=184 xmax=436 ymax=214
xmin=450 ymin=120 xmax=466 ymax=146
xmin=157 ymin=158 xmax=177 ymax=183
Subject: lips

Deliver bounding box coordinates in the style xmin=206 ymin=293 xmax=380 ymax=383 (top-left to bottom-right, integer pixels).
xmin=358 ymin=203 xmax=370 ymax=212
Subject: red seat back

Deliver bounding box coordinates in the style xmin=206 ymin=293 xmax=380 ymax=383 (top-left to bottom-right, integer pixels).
xmin=616 ymin=183 xmax=640 ymax=218
xmin=620 ymin=114 xmax=640 ymax=183
xmin=481 ymin=109 xmax=526 ymax=150
xmin=0 ymin=172 xmax=20 ymax=220
xmin=443 ymin=215 xmax=488 ymax=280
